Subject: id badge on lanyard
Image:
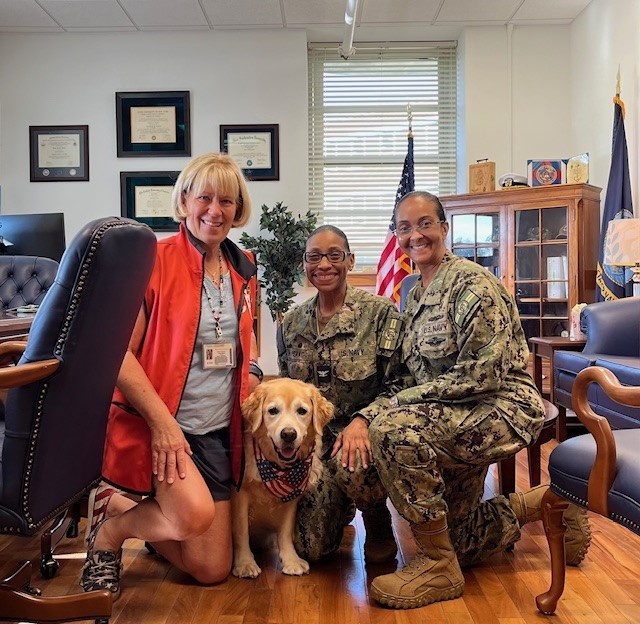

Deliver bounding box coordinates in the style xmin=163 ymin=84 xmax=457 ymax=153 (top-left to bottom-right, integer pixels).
xmin=203 ymin=343 xmax=236 ymax=369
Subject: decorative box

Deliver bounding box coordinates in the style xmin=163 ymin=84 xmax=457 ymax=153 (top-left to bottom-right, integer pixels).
xmin=468 ymin=161 xmax=495 ymax=194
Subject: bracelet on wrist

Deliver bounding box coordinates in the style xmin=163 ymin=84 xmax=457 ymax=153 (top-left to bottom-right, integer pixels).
xmin=249 ymin=359 xmax=264 ymax=382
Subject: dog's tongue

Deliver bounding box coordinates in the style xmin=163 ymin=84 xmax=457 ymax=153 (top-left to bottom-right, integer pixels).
xmin=280 ymin=447 xmax=296 ymax=460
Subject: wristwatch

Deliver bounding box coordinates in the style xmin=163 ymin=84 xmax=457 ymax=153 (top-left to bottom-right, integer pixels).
xmin=389 ymin=395 xmax=399 ymax=408
xmin=249 ymin=359 xmax=264 ymax=382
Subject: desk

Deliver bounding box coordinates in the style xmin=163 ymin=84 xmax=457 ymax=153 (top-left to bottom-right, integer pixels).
xmin=529 ymin=336 xmax=585 ymax=440
xmin=0 ymin=312 xmax=33 ymax=341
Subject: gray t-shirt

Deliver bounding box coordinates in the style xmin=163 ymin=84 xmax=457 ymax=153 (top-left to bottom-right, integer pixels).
xmin=176 ymin=275 xmax=238 ymax=434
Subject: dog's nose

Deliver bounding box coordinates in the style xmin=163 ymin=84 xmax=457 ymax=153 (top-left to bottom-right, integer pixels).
xmin=280 ymin=428 xmax=297 ymax=444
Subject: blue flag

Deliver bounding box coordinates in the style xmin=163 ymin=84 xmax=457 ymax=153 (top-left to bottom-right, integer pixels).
xmin=595 ymin=96 xmax=634 ymax=300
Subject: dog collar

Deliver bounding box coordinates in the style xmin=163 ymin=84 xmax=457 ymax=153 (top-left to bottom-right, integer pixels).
xmin=253 ymin=439 xmax=315 ymax=503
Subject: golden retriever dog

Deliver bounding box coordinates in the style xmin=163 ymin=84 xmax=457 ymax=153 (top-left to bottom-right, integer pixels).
xmin=232 ymin=378 xmax=334 ymax=578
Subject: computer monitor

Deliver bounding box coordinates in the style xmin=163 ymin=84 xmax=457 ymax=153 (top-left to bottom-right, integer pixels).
xmin=0 ymin=213 xmax=66 ymax=262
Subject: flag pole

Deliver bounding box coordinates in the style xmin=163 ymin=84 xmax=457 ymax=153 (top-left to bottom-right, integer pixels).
xmin=614 ymin=66 xmax=625 ymax=117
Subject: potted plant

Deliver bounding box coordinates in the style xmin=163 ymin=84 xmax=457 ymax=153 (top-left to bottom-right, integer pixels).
xmin=240 ymin=202 xmax=317 ymax=325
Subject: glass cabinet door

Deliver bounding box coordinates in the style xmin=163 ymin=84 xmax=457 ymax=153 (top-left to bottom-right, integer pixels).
xmin=514 ymin=206 xmax=568 ymax=339
xmin=448 ymin=212 xmax=501 ymax=277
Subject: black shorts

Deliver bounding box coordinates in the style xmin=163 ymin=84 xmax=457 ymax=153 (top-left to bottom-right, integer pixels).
xmin=183 ymin=427 xmax=232 ymax=501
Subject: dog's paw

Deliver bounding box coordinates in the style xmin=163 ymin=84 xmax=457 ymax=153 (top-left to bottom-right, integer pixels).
xmin=281 ymin=556 xmax=310 ymax=576
xmin=232 ymin=558 xmax=262 ymax=578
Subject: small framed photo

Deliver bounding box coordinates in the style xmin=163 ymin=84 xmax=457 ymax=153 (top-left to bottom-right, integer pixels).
xmin=120 ymin=171 xmax=180 ymax=232
xmin=527 ymin=159 xmax=567 ymax=187
xmin=116 ymin=91 xmax=191 ymax=157
xmin=29 ymin=125 xmax=89 ymax=182
xmin=220 ymin=124 xmax=279 ymax=181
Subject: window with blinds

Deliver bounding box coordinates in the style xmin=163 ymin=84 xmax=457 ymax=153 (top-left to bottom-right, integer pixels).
xmin=308 ymin=44 xmax=457 ymax=269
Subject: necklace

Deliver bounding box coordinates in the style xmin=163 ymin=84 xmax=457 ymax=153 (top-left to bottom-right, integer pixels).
xmin=202 ymin=249 xmax=225 ymax=338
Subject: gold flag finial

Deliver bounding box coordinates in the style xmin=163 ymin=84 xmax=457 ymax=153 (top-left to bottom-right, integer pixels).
xmin=616 ymin=65 xmax=621 ymax=97
xmin=406 ymin=103 xmax=413 ymax=139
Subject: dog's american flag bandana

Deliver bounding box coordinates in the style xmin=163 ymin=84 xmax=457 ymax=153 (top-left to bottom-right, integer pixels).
xmin=253 ymin=439 xmax=315 ymax=503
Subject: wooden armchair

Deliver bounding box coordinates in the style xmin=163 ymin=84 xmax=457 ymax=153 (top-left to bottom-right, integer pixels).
xmin=0 ymin=217 xmax=156 ymax=623
xmin=536 ymin=366 xmax=640 ymax=614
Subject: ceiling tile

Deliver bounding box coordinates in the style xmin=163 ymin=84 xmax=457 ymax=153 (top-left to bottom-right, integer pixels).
xmin=282 ymin=0 xmax=346 ymax=26
xmin=120 ymin=0 xmax=208 ymax=28
xmin=0 ymin=0 xmax=61 ymax=28
xmin=436 ymin=0 xmax=522 ymax=22
xmin=361 ymin=0 xmax=442 ymax=25
xmin=201 ymin=0 xmax=283 ymax=27
xmin=38 ymin=0 xmax=133 ymax=28
xmin=513 ymin=0 xmax=592 ymax=21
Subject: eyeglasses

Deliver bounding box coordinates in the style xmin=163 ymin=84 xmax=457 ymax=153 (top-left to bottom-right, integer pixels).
xmin=396 ymin=220 xmax=445 ymax=239
xmin=303 ymin=251 xmax=349 ymax=264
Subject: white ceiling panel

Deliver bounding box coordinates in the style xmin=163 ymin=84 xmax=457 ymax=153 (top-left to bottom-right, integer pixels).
xmin=38 ymin=0 xmax=133 ymax=28
xmin=361 ymin=0 xmax=442 ymax=25
xmin=0 ymin=0 xmax=61 ymax=28
xmin=120 ymin=0 xmax=208 ymax=28
xmin=201 ymin=0 xmax=283 ymax=28
xmin=436 ymin=0 xmax=522 ymax=22
xmin=282 ymin=0 xmax=347 ymax=26
xmin=513 ymin=0 xmax=593 ymax=21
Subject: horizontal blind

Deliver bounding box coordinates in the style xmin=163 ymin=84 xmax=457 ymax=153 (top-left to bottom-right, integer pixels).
xmin=308 ymin=45 xmax=457 ymax=268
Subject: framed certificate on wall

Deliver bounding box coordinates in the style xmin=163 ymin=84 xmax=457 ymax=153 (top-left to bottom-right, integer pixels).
xmin=220 ymin=124 xmax=279 ymax=181
xmin=120 ymin=171 xmax=180 ymax=231
xmin=29 ymin=125 xmax=89 ymax=182
xmin=116 ymin=91 xmax=191 ymax=157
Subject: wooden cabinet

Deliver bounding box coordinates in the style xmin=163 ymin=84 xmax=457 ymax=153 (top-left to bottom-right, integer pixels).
xmin=440 ymin=184 xmax=601 ymax=340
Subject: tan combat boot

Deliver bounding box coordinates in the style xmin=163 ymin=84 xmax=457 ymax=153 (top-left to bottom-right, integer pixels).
xmin=509 ymin=484 xmax=592 ymax=565
xmin=369 ymin=517 xmax=464 ymax=609
xmin=362 ymin=504 xmax=398 ymax=563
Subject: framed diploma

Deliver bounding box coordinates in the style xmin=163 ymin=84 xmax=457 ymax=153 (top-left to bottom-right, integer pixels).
xmin=220 ymin=124 xmax=279 ymax=181
xmin=116 ymin=91 xmax=190 ymax=157
xmin=29 ymin=125 xmax=89 ymax=182
xmin=120 ymin=171 xmax=180 ymax=231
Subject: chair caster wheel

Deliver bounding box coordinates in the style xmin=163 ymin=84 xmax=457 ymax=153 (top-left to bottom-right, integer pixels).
xmin=95 ymin=618 xmax=110 ymax=624
xmin=40 ymin=553 xmax=60 ymax=579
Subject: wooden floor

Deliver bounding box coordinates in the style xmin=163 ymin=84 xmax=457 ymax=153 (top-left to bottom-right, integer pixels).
xmin=2 ymin=442 xmax=640 ymax=624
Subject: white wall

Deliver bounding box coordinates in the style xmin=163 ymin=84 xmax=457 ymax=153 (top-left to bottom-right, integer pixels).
xmin=0 ymin=29 xmax=309 ymax=372
xmin=459 ymin=25 xmax=572 ymax=189
xmin=571 ymin=0 xmax=639 ymax=208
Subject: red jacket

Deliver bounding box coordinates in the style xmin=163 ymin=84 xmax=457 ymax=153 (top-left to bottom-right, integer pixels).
xmin=102 ymin=224 xmax=257 ymax=494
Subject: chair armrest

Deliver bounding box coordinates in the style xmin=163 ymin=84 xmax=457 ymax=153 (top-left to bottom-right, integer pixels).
xmin=0 ymin=359 xmax=60 ymax=389
xmin=572 ymin=366 xmax=640 ymax=515
xmin=0 ymin=341 xmax=27 ymax=367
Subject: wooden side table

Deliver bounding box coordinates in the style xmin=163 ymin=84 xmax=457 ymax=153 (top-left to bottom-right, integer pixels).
xmin=529 ymin=336 xmax=585 ymax=440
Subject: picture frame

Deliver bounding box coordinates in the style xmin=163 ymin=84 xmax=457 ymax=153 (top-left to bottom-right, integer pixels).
xmin=116 ymin=91 xmax=191 ymax=157
xmin=120 ymin=171 xmax=180 ymax=232
xmin=527 ymin=159 xmax=567 ymax=187
xmin=29 ymin=125 xmax=89 ymax=182
xmin=220 ymin=124 xmax=279 ymax=181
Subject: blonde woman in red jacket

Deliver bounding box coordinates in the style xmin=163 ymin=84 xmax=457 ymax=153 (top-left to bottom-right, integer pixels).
xmin=81 ymin=153 xmax=261 ymax=599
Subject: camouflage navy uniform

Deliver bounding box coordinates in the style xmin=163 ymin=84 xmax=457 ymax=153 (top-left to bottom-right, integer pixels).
xmin=360 ymin=252 xmax=545 ymax=568
xmin=277 ymin=285 xmax=406 ymax=561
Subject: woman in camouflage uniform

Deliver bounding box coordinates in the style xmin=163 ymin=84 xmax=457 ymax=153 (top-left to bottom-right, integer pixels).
xmin=359 ymin=191 xmax=591 ymax=609
xmin=277 ymin=225 xmax=406 ymax=563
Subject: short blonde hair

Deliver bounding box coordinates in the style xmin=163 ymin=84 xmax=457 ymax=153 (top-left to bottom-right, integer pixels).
xmin=171 ymin=152 xmax=252 ymax=227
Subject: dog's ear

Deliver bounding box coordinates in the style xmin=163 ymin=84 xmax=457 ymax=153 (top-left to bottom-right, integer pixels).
xmin=241 ymin=384 xmax=265 ymax=433
xmin=310 ymin=386 xmax=334 ymax=435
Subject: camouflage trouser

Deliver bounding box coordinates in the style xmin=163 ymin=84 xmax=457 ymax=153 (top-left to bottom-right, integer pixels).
xmin=294 ymin=449 xmax=388 ymax=562
xmin=368 ymin=401 xmax=536 ymax=568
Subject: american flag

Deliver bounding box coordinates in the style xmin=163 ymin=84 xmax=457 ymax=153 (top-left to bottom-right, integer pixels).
xmin=376 ymin=135 xmax=415 ymax=305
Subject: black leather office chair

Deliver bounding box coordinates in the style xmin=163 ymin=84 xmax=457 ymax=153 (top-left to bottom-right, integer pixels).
xmin=0 ymin=217 xmax=156 ymax=623
xmin=536 ymin=366 xmax=640 ymax=614
xmin=0 ymin=255 xmax=59 ymax=310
